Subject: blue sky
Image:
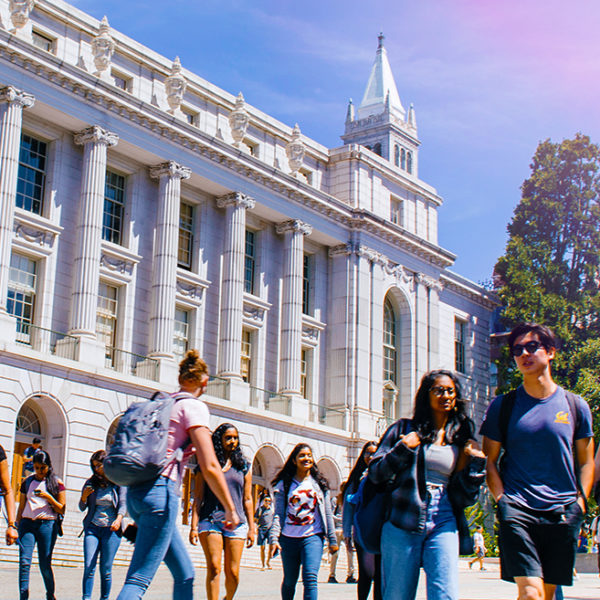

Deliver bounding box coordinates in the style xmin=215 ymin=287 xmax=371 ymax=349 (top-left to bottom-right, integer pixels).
xmin=72 ymin=0 xmax=600 ymax=284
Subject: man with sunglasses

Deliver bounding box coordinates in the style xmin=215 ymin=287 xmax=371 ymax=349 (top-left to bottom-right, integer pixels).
xmin=480 ymin=322 xmax=595 ymax=600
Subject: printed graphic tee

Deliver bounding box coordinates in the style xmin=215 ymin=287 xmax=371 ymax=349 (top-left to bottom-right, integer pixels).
xmin=282 ymin=476 xmax=324 ymax=538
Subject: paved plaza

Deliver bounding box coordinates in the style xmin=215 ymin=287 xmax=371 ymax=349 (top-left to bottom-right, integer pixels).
xmin=1 ymin=558 xmax=598 ymax=600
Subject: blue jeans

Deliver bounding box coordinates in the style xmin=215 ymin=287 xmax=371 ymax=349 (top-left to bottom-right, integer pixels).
xmin=116 ymin=477 xmax=194 ymax=600
xmin=83 ymin=523 xmax=122 ymax=600
xmin=280 ymin=534 xmax=324 ymax=600
xmin=381 ymin=486 xmax=458 ymax=600
xmin=18 ymin=518 xmax=58 ymax=600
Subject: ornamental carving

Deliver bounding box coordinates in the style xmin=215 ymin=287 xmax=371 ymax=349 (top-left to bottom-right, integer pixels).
xmin=176 ymin=281 xmax=204 ymax=302
xmin=328 ymin=243 xmax=353 ymax=258
xmin=9 ymin=0 xmax=34 ymax=31
xmin=100 ymin=253 xmax=134 ymax=276
xmin=286 ymin=124 xmax=305 ymax=175
xmin=91 ymin=17 xmax=115 ymax=77
xmin=216 ymin=192 xmax=255 ymax=211
xmin=165 ymin=57 xmax=186 ymax=115
xmin=74 ymin=125 xmax=118 ymax=147
xmin=275 ymin=219 xmax=312 ymax=237
xmin=356 ymin=244 xmax=387 ymax=267
xmin=149 ymin=161 xmax=191 ymax=181
xmin=0 ymin=86 xmax=35 ymax=109
xmin=415 ymin=272 xmax=443 ymax=292
xmin=302 ymin=325 xmax=319 ymax=341
xmin=243 ymin=306 xmax=264 ymax=324
xmin=229 ymin=92 xmax=249 ymax=147
xmin=13 ymin=222 xmax=55 ymax=248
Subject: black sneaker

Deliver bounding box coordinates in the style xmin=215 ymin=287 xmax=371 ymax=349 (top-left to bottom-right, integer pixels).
xmin=346 ymin=575 xmax=358 ymax=583
xmin=327 ymin=576 xmax=338 ymax=583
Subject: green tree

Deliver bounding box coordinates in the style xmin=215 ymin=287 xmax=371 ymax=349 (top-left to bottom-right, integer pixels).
xmin=494 ymin=133 xmax=600 ymax=439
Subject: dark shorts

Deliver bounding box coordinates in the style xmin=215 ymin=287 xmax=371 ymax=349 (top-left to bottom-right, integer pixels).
xmin=497 ymin=496 xmax=583 ymax=586
xmin=256 ymin=527 xmax=271 ymax=546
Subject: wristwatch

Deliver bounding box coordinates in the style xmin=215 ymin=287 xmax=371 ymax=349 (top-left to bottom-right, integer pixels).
xmin=7 ymin=522 xmax=17 ymax=529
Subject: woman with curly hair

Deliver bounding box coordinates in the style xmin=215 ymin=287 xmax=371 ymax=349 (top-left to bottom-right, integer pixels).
xmin=190 ymin=423 xmax=255 ymax=600
xmin=368 ymin=369 xmax=486 ymax=600
xmin=270 ymin=443 xmax=338 ymax=600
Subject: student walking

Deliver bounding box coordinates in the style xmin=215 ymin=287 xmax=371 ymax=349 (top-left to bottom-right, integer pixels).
xmin=116 ymin=350 xmax=239 ymax=600
xmin=254 ymin=494 xmax=276 ymax=570
xmin=0 ymin=443 xmax=18 ymax=546
xmin=468 ymin=526 xmax=486 ymax=571
xmin=270 ymin=443 xmax=339 ymax=600
xmin=16 ymin=450 xmax=66 ymax=600
xmin=369 ymin=369 xmax=486 ymax=600
xmin=343 ymin=441 xmax=380 ymax=600
xmin=79 ymin=449 xmax=126 ymax=600
xmin=328 ymin=489 xmax=356 ymax=584
xmin=190 ymin=423 xmax=255 ymax=600
xmin=481 ymin=323 xmax=595 ymax=600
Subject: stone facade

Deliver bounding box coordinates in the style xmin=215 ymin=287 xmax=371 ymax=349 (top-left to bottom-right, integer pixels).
xmin=0 ymin=0 xmax=496 ymax=565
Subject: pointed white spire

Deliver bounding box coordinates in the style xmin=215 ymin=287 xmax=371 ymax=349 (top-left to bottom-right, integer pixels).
xmin=357 ymin=33 xmax=404 ymax=121
xmin=345 ymin=98 xmax=355 ymax=123
xmin=407 ymin=103 xmax=417 ymax=130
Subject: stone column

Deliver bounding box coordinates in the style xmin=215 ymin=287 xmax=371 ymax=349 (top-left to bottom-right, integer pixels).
xmin=277 ymin=219 xmax=312 ymax=396
xmin=0 ymin=86 xmax=34 ymax=340
xmin=217 ymin=192 xmax=255 ymax=378
xmin=148 ymin=162 xmax=191 ymax=357
xmin=64 ymin=126 xmax=118 ymax=363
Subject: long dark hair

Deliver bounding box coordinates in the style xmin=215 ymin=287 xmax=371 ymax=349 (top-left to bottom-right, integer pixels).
xmin=412 ymin=369 xmax=474 ymax=446
xmin=32 ymin=451 xmax=60 ymax=498
xmin=271 ymin=443 xmax=329 ymax=499
xmin=89 ymin=449 xmax=109 ymax=489
xmin=344 ymin=441 xmax=378 ymax=496
xmin=212 ymin=423 xmax=248 ymax=473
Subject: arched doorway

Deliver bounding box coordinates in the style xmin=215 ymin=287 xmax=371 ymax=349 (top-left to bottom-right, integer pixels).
xmin=12 ymin=395 xmax=67 ymax=496
xmin=251 ymin=445 xmax=284 ymax=508
xmin=317 ymin=457 xmax=341 ymax=496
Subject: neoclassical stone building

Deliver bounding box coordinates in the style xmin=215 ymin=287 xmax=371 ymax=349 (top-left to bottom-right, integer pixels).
xmin=0 ymin=1 xmax=495 ymax=564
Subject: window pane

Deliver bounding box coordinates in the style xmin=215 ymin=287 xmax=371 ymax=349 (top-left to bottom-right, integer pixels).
xmin=455 ymin=320 xmax=466 ymax=373
xmin=16 ymin=134 xmax=47 ymax=214
xmin=244 ymin=230 xmax=255 ymax=294
xmin=241 ymin=330 xmax=251 ymax=382
xmin=173 ymin=308 xmax=189 ymax=361
xmin=302 ymin=254 xmax=311 ymax=315
xmin=383 ymin=298 xmax=397 ymax=383
xmin=103 ymin=171 xmax=125 ymax=244
xmin=8 ymin=254 xmax=37 ymax=344
xmin=178 ymin=202 xmax=194 ymax=269
xmin=97 ymin=283 xmax=118 ymax=366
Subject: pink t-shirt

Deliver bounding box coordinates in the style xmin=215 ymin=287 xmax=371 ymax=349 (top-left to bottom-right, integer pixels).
xmin=162 ymin=392 xmax=211 ymax=485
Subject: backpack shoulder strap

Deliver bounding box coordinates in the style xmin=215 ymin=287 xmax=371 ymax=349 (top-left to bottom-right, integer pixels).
xmin=563 ymin=390 xmax=581 ymax=441
xmin=499 ymin=389 xmax=517 ymax=448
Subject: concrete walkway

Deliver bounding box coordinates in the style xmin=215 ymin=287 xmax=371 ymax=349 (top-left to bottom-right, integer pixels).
xmin=1 ymin=558 xmax=598 ymax=599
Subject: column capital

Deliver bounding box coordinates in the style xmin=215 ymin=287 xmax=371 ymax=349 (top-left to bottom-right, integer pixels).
xmin=149 ymin=161 xmax=191 ymax=181
xmin=216 ymin=191 xmax=255 ymax=210
xmin=0 ymin=86 xmax=34 ymax=109
xmin=328 ymin=242 xmax=353 ymax=258
xmin=276 ymin=219 xmax=312 ymax=237
xmin=74 ymin=125 xmax=119 ymax=147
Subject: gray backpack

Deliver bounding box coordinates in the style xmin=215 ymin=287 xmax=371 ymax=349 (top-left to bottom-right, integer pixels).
xmin=104 ymin=391 xmax=190 ymax=487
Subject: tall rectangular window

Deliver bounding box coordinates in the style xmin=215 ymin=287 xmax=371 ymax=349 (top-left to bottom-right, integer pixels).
xmin=16 ymin=134 xmax=47 ymax=215
xmin=390 ymin=197 xmax=403 ymax=226
xmin=103 ymin=170 xmax=125 ymax=245
xmin=97 ymin=283 xmax=118 ymax=367
xmin=241 ymin=329 xmax=252 ymax=383
xmin=7 ymin=254 xmax=37 ymax=344
xmin=173 ymin=308 xmax=189 ymax=361
xmin=178 ymin=202 xmax=194 ymax=270
xmin=455 ymin=319 xmax=466 ymax=374
xmin=244 ymin=230 xmax=255 ymax=294
xmin=302 ymin=254 xmax=311 ymax=315
xmin=300 ymin=348 xmax=310 ymax=399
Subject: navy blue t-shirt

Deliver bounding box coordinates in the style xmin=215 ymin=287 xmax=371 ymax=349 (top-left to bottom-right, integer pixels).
xmin=480 ymin=385 xmax=593 ymax=511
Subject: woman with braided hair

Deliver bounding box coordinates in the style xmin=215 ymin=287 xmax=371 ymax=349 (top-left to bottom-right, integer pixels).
xmin=190 ymin=423 xmax=255 ymax=600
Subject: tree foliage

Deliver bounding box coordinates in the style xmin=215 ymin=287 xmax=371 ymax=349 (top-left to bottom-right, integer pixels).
xmin=494 ymin=134 xmax=600 ymax=440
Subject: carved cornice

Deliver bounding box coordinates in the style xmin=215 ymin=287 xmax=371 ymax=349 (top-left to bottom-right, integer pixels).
xmin=415 ymin=272 xmax=444 ymax=292
xmin=149 ymin=161 xmax=191 ymax=181
xmin=0 ymin=85 xmax=35 ymax=108
xmin=216 ymin=192 xmax=255 ymax=211
xmin=275 ymin=219 xmax=312 ymax=236
xmin=439 ymin=274 xmax=499 ymax=309
xmin=74 ymin=125 xmax=118 ymax=147
xmin=328 ymin=243 xmax=353 ymax=258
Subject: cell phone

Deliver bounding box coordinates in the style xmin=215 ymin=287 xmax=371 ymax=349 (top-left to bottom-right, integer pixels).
xmin=34 ymin=489 xmax=41 ymax=495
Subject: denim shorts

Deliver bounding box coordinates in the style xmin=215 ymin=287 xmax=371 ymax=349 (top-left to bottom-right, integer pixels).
xmin=198 ymin=519 xmax=249 ymax=539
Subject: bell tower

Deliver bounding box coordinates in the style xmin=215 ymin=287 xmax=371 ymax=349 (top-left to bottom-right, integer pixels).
xmin=342 ymin=33 xmax=419 ymax=176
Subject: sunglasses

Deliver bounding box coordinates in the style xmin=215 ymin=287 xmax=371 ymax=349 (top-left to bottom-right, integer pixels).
xmin=510 ymin=341 xmax=544 ymax=357
xmin=430 ymin=386 xmax=456 ymax=398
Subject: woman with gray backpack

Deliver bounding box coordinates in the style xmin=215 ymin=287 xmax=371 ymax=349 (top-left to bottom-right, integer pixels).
xmin=115 ymin=350 xmax=239 ymax=600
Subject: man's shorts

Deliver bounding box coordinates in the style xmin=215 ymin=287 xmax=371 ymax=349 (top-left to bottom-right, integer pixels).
xmin=256 ymin=527 xmax=271 ymax=546
xmin=497 ymin=496 xmax=583 ymax=586
xmin=198 ymin=518 xmax=249 ymax=540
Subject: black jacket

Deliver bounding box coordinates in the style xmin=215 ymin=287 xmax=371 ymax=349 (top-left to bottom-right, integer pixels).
xmin=368 ymin=418 xmax=486 ymax=554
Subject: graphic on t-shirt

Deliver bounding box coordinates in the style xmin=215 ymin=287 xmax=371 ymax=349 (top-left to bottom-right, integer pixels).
xmin=554 ymin=411 xmax=570 ymax=425
xmin=286 ymin=485 xmax=318 ymax=526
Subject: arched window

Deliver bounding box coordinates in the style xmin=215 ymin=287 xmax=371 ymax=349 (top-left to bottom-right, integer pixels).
xmin=407 ymin=151 xmax=413 ymax=174
xmin=383 ymin=298 xmax=397 ymax=384
xmin=401 ymin=148 xmax=406 ymax=170
xmin=16 ymin=405 xmax=42 ymax=435
xmin=394 ymin=145 xmax=400 ymax=167
xmin=373 ymin=143 xmax=382 ymax=156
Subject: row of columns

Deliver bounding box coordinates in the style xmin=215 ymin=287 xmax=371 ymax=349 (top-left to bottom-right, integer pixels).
xmin=0 ymin=85 xmax=313 ymax=393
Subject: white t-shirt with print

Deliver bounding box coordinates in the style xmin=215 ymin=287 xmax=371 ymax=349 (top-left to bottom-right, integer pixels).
xmin=282 ymin=476 xmax=324 ymax=538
